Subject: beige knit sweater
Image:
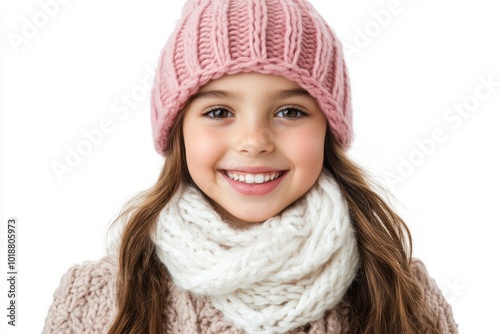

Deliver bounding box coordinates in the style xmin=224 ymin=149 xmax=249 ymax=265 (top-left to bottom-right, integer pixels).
xmin=42 ymin=257 xmax=458 ymax=333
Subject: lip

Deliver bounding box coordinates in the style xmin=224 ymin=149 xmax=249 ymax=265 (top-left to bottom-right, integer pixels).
xmin=224 ymin=166 xmax=282 ymax=173
xmin=219 ymin=168 xmax=288 ymax=196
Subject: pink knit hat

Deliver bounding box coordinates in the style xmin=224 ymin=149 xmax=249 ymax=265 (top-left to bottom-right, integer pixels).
xmin=151 ymin=0 xmax=353 ymax=155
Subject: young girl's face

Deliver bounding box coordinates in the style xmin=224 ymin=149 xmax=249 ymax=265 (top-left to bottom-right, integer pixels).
xmin=182 ymin=72 xmax=327 ymax=227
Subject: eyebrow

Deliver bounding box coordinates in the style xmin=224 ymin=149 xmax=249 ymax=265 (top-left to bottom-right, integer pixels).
xmin=190 ymin=88 xmax=313 ymax=103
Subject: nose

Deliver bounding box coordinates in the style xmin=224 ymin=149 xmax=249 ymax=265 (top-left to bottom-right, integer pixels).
xmin=236 ymin=122 xmax=274 ymax=156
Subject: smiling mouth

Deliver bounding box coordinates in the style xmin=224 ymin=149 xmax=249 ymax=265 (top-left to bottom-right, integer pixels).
xmin=223 ymin=171 xmax=285 ymax=184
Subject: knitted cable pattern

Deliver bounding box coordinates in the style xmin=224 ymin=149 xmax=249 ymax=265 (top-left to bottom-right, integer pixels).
xmin=151 ymin=0 xmax=353 ymax=155
xmin=152 ymin=170 xmax=360 ymax=334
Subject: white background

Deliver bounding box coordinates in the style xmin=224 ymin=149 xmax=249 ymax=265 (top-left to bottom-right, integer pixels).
xmin=1 ymin=0 xmax=499 ymax=333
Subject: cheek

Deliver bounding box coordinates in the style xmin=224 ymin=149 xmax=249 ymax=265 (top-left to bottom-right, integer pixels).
xmin=183 ymin=125 xmax=224 ymax=174
xmin=283 ymin=126 xmax=326 ymax=168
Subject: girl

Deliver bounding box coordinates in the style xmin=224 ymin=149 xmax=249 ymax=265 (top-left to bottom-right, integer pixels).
xmin=43 ymin=0 xmax=458 ymax=333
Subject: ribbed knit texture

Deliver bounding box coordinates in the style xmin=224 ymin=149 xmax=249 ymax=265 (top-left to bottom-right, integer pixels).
xmin=153 ymin=170 xmax=359 ymax=333
xmin=151 ymin=0 xmax=353 ymax=155
xmin=42 ymin=257 xmax=459 ymax=333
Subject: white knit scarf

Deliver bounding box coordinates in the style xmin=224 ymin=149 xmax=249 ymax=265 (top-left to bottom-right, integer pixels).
xmin=153 ymin=170 xmax=359 ymax=334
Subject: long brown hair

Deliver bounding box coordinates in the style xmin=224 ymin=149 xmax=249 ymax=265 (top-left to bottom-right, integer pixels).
xmin=324 ymin=131 xmax=440 ymax=333
xmin=108 ymin=118 xmax=441 ymax=333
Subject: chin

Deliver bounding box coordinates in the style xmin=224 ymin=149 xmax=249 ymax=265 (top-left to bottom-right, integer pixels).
xmin=219 ymin=209 xmax=270 ymax=227
xmin=226 ymin=209 xmax=283 ymax=227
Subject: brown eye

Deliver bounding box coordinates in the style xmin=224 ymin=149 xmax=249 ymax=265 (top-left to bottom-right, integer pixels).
xmin=275 ymin=107 xmax=305 ymax=119
xmin=204 ymin=108 xmax=234 ymax=118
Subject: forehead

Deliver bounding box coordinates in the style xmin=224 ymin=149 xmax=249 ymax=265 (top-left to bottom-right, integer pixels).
xmin=192 ymin=73 xmax=316 ymax=104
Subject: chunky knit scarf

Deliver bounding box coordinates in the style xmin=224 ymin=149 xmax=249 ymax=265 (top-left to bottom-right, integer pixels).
xmin=153 ymin=170 xmax=359 ymax=334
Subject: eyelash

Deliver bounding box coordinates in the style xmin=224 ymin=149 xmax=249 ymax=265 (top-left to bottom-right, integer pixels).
xmin=275 ymin=106 xmax=307 ymax=119
xmin=202 ymin=106 xmax=307 ymax=119
xmin=202 ymin=106 xmax=234 ymax=119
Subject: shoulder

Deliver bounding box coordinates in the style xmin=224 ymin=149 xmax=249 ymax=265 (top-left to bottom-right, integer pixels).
xmin=42 ymin=257 xmax=118 ymax=334
xmin=410 ymin=258 xmax=459 ymax=333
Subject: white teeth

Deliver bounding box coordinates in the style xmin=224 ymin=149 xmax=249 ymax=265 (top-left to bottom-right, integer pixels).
xmin=254 ymin=174 xmax=264 ymax=184
xmin=226 ymin=171 xmax=282 ymax=184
